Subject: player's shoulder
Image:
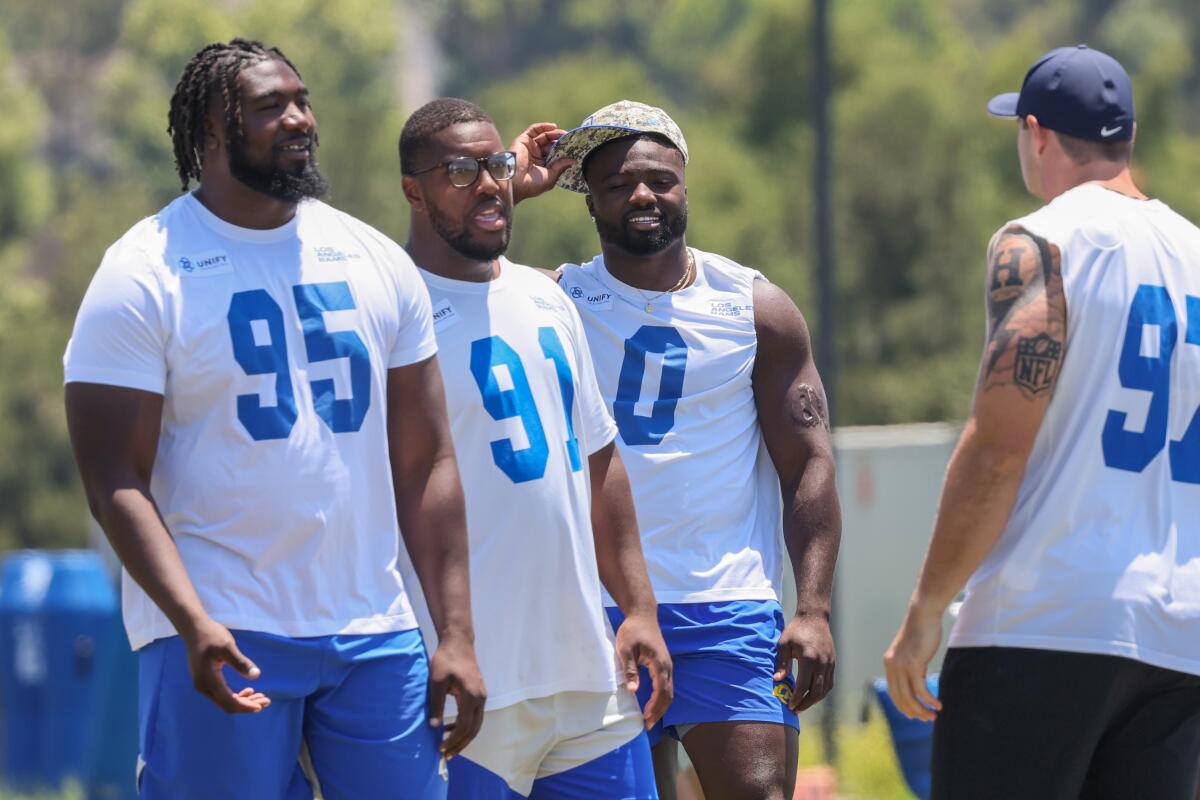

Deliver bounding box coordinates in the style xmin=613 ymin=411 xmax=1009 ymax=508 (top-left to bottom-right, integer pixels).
xmin=501 ymin=259 xmax=578 ymax=316
xmin=101 ymin=194 xmax=198 ymax=276
xmin=695 ymin=248 xmax=766 ymax=291
xmin=501 ymin=258 xmax=561 ymax=287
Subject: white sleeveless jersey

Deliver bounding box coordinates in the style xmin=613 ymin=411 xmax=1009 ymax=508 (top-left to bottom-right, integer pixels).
xmin=414 ymin=260 xmax=620 ymax=710
xmin=951 ymin=183 xmax=1200 ymax=676
xmin=559 ymin=249 xmax=784 ymax=605
xmin=64 ymin=194 xmax=436 ymax=649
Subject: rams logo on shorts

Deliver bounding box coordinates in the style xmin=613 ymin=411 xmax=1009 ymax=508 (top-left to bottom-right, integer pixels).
xmin=773 ymin=683 xmax=794 ymax=705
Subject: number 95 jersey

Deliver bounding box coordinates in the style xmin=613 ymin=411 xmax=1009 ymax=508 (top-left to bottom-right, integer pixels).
xmin=559 ymin=249 xmax=784 ymax=606
xmin=64 ymin=194 xmax=437 ymax=650
xmin=952 ymin=183 xmax=1200 ymax=675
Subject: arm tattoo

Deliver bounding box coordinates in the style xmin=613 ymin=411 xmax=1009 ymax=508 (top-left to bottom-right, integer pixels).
xmin=979 ymin=227 xmax=1066 ymax=398
xmin=793 ymin=383 xmax=829 ymax=430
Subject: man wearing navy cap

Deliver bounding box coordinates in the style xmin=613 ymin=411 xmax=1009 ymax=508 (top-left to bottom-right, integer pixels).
xmin=886 ymin=45 xmax=1200 ymax=798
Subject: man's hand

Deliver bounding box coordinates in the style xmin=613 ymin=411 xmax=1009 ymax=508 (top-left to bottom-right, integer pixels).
xmin=427 ymin=635 xmax=486 ymax=759
xmin=510 ymin=122 xmax=573 ymax=203
xmin=775 ymin=613 xmax=835 ymax=712
xmin=883 ymin=603 xmax=944 ymax=722
xmin=180 ymin=617 xmax=270 ymax=714
xmin=614 ymin=612 xmax=673 ymax=729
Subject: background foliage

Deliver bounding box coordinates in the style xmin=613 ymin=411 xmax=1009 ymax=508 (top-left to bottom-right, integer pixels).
xmin=0 ymin=0 xmax=1198 ymax=552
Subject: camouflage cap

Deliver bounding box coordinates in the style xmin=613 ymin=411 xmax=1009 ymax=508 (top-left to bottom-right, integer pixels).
xmin=547 ymin=100 xmax=688 ymax=194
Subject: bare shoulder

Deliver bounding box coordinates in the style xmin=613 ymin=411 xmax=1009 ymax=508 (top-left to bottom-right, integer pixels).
xmin=979 ymin=223 xmax=1067 ymax=397
xmin=753 ymin=278 xmax=812 ymax=350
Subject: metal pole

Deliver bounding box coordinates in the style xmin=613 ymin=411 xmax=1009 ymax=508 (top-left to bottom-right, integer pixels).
xmin=812 ymin=0 xmax=839 ymax=768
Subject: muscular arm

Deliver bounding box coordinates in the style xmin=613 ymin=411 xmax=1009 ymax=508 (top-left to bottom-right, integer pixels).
xmin=751 ymin=280 xmax=842 ymax=712
xmin=885 ymin=226 xmax=1067 ymax=720
xmin=65 ymin=383 xmax=267 ymax=713
xmin=386 ymin=356 xmax=485 ymax=754
xmin=589 ymin=441 xmax=673 ymax=727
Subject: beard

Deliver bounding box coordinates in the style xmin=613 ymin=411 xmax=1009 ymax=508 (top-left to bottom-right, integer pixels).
xmin=429 ymin=205 xmax=512 ymax=261
xmin=228 ymin=135 xmax=330 ymax=203
xmin=594 ymin=207 xmax=688 ymax=255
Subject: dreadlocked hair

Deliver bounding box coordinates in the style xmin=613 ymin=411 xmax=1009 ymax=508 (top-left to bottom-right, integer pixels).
xmin=168 ymin=38 xmax=302 ymax=192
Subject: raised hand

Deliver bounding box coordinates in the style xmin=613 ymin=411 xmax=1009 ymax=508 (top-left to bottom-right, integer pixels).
xmin=510 ymin=122 xmax=574 ymax=203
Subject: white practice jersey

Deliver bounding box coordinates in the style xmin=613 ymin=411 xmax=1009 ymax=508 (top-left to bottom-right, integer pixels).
xmin=64 ymin=194 xmax=437 ymax=650
xmin=415 ymin=259 xmax=620 ymax=710
xmin=951 ymin=183 xmax=1200 ymax=676
xmin=559 ymin=249 xmax=783 ymax=605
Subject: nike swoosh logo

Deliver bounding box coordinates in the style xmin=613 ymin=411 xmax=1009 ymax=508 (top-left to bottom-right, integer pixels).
xmin=1100 ymin=125 xmax=1123 ymax=137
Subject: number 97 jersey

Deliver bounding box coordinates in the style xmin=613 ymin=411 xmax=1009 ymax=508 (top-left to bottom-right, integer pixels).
xmin=64 ymin=194 xmax=436 ymax=651
xmin=952 ymin=183 xmax=1200 ymax=675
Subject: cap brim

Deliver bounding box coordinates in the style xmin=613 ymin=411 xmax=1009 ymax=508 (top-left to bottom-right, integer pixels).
xmin=987 ymin=92 xmax=1021 ymax=118
xmin=546 ymin=124 xmax=643 ymax=194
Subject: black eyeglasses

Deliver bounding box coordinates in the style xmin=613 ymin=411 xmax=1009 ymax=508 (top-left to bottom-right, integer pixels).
xmin=407 ymin=151 xmax=517 ymax=188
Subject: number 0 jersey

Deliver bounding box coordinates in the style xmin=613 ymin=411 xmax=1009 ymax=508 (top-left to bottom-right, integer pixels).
xmin=64 ymin=194 xmax=437 ymax=649
xmin=411 ymin=260 xmax=621 ymax=710
xmin=951 ymin=183 xmax=1200 ymax=675
xmin=559 ymin=249 xmax=784 ymax=605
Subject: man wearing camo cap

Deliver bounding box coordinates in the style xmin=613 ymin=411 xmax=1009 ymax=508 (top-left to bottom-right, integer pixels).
xmin=548 ymin=101 xmax=842 ymax=799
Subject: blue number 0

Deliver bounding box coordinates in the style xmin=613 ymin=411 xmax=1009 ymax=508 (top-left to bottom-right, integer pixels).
xmin=1101 ymin=284 xmax=1200 ymax=483
xmin=228 ymin=281 xmax=372 ymax=441
xmin=614 ymin=326 xmax=688 ymax=446
xmin=469 ymin=327 xmax=582 ymax=483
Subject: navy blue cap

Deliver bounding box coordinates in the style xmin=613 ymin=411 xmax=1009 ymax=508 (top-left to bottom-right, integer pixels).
xmin=987 ymin=45 xmax=1134 ymax=142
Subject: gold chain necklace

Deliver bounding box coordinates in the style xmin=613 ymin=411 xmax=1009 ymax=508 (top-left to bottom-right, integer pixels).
xmin=636 ymin=248 xmax=694 ymax=313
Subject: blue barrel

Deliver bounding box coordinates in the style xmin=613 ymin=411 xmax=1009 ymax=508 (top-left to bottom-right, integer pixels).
xmin=872 ymin=674 xmax=940 ymax=800
xmin=0 ymin=551 xmax=118 ymax=792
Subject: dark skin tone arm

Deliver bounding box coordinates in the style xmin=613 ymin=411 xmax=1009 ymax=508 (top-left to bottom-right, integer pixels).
xmin=885 ymin=226 xmax=1066 ymax=720
xmin=751 ymin=280 xmax=842 ymax=713
xmin=588 ymin=441 xmax=673 ymax=729
xmin=387 ymin=357 xmax=486 ymax=758
xmin=64 ymin=383 xmax=270 ymax=714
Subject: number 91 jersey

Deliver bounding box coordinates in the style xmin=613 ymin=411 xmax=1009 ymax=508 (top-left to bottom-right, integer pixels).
xmin=64 ymin=194 xmax=437 ymax=650
xmin=414 ymin=260 xmax=621 ymax=710
xmin=952 ymin=184 xmax=1200 ymax=675
xmin=559 ymin=249 xmax=784 ymax=606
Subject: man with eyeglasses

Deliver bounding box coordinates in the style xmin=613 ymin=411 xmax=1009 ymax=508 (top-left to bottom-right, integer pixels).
xmin=546 ymin=101 xmax=842 ymax=800
xmin=396 ymin=97 xmax=671 ymax=799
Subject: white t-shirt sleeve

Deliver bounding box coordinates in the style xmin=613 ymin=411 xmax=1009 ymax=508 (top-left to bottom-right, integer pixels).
xmin=63 ymin=242 xmax=168 ymax=394
xmin=567 ymin=302 xmax=618 ymax=455
xmin=387 ymin=247 xmax=439 ymax=368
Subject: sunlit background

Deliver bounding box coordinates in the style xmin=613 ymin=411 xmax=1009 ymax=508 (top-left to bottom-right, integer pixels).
xmin=0 ymin=0 xmax=1197 ymax=797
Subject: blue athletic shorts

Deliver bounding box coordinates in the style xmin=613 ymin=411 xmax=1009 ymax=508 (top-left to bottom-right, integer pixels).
xmin=447 ymin=731 xmax=656 ymax=799
xmin=137 ymin=628 xmax=444 ymax=800
xmin=606 ymin=600 xmax=799 ymax=747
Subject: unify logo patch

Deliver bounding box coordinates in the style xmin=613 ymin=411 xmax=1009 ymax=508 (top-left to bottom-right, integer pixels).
xmin=565 ymin=285 xmax=613 ymax=311
xmin=431 ymin=298 xmax=460 ymax=331
xmin=177 ymin=249 xmax=232 ymax=276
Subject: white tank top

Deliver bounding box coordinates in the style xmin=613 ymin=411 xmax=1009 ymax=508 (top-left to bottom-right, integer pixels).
xmin=951 ymin=184 xmax=1200 ymax=676
xmin=559 ymin=249 xmax=784 ymax=605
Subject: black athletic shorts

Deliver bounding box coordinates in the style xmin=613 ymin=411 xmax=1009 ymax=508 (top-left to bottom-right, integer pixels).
xmin=932 ymin=646 xmax=1200 ymax=800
